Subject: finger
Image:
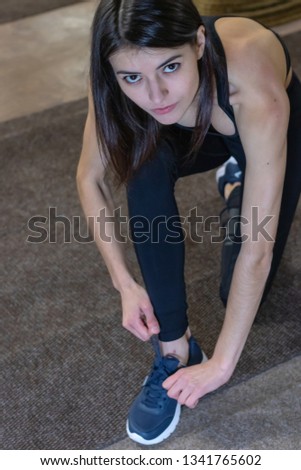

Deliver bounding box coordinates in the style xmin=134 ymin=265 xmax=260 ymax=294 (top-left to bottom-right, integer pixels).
xmin=176 ymin=387 xmax=192 ymax=406
xmin=126 ymin=318 xmax=151 ymax=342
xmin=142 ymin=308 xmax=160 ymax=335
xmin=165 ymin=377 xmax=188 ymax=402
xmin=163 ymin=369 xmax=184 ymax=390
xmin=186 ymin=394 xmax=200 ymax=409
xmin=136 ymin=319 xmax=152 ymax=341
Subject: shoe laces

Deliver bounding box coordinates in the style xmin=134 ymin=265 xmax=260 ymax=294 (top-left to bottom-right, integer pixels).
xmin=142 ymin=336 xmax=179 ymax=409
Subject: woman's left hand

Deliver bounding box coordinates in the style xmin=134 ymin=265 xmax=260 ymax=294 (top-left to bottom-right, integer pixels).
xmin=162 ymin=359 xmax=232 ymax=409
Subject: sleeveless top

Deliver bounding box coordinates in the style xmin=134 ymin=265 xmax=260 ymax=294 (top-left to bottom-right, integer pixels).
xmin=170 ymin=16 xmax=292 ymax=177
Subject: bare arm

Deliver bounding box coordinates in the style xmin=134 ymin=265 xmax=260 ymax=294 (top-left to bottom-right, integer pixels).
xmin=213 ymin=79 xmax=289 ymax=374
xmin=77 ymin=87 xmax=160 ymax=340
xmin=163 ymin=44 xmax=290 ymax=406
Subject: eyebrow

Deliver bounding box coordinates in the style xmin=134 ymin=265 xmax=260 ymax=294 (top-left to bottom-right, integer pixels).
xmin=116 ymin=54 xmax=182 ymax=75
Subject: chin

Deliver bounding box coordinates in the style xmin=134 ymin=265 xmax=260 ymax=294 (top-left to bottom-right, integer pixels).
xmin=152 ymin=114 xmax=180 ymax=126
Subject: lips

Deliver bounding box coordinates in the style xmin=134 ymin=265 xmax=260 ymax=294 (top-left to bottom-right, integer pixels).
xmin=152 ymin=103 xmax=177 ymax=115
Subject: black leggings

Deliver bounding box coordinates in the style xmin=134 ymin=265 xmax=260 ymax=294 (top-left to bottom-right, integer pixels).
xmin=127 ymin=73 xmax=301 ymax=342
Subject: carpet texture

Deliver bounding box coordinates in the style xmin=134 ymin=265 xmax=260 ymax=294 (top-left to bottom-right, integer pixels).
xmin=1 ymin=32 xmax=300 ymax=450
xmin=0 ymin=0 xmax=91 ymax=25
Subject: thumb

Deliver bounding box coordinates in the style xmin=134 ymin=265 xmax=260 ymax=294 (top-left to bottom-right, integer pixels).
xmin=142 ymin=305 xmax=160 ymax=334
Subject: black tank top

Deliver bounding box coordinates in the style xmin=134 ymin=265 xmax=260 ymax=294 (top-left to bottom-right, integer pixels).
xmin=203 ymin=15 xmax=291 ymax=137
xmin=170 ymin=16 xmax=292 ymax=176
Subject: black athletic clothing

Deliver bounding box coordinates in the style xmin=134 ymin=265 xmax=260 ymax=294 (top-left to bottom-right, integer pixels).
xmin=126 ymin=17 xmax=301 ymax=341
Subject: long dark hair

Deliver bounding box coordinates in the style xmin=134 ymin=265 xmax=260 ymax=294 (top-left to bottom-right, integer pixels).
xmin=90 ymin=0 xmax=216 ymax=185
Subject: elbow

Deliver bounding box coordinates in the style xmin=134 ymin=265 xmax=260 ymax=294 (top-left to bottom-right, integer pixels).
xmin=76 ymin=153 xmax=88 ymax=186
xmin=76 ymin=162 xmax=95 ymax=201
xmin=253 ymin=250 xmax=273 ymax=276
xmin=76 ymin=157 xmax=109 ymax=206
xmin=76 ymin=158 xmax=97 ymax=192
xmin=76 ymin=164 xmax=86 ymax=196
xmin=239 ymin=244 xmax=274 ymax=277
xmin=76 ymin=164 xmax=85 ymax=189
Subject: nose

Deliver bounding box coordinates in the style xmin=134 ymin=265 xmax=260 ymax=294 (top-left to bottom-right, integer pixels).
xmin=147 ymin=78 xmax=168 ymax=105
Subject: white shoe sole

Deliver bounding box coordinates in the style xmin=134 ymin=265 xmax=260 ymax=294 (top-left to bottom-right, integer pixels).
xmin=126 ymin=402 xmax=181 ymax=446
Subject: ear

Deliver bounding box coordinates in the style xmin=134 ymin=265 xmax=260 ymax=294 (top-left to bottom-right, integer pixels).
xmin=195 ymin=25 xmax=206 ymax=59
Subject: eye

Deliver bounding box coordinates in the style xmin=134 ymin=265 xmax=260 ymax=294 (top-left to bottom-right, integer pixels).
xmin=163 ymin=63 xmax=180 ymax=73
xmin=123 ymin=74 xmax=141 ymax=84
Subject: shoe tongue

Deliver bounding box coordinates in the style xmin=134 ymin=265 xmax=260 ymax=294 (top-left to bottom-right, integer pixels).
xmin=162 ymin=354 xmax=181 ymax=373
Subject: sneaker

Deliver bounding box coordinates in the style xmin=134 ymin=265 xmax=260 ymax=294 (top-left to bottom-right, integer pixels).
xmin=187 ymin=336 xmax=207 ymax=366
xmin=216 ymin=156 xmax=242 ymax=198
xmin=126 ymin=336 xmax=207 ymax=445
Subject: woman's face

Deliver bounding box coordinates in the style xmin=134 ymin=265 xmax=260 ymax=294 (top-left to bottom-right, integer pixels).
xmin=109 ymin=28 xmax=205 ymax=127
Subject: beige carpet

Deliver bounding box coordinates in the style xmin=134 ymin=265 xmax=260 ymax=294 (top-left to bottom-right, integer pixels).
xmin=0 ymin=0 xmax=92 ymax=24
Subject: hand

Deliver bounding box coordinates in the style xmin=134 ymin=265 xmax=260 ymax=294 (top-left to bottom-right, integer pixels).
xmin=120 ymin=281 xmax=160 ymax=341
xmin=162 ymin=359 xmax=232 ymax=409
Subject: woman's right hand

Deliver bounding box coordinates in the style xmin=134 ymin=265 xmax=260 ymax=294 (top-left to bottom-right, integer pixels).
xmin=120 ymin=281 xmax=160 ymax=341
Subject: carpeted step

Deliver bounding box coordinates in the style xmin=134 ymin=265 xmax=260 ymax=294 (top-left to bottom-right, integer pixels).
xmin=0 ymin=0 xmax=92 ymax=25
xmin=194 ymin=0 xmax=301 ymax=26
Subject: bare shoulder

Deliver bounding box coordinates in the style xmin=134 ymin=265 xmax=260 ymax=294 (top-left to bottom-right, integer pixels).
xmin=214 ymin=17 xmax=289 ymax=102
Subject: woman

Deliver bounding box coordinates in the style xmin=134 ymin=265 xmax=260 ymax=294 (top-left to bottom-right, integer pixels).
xmin=77 ymin=0 xmax=301 ymax=445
